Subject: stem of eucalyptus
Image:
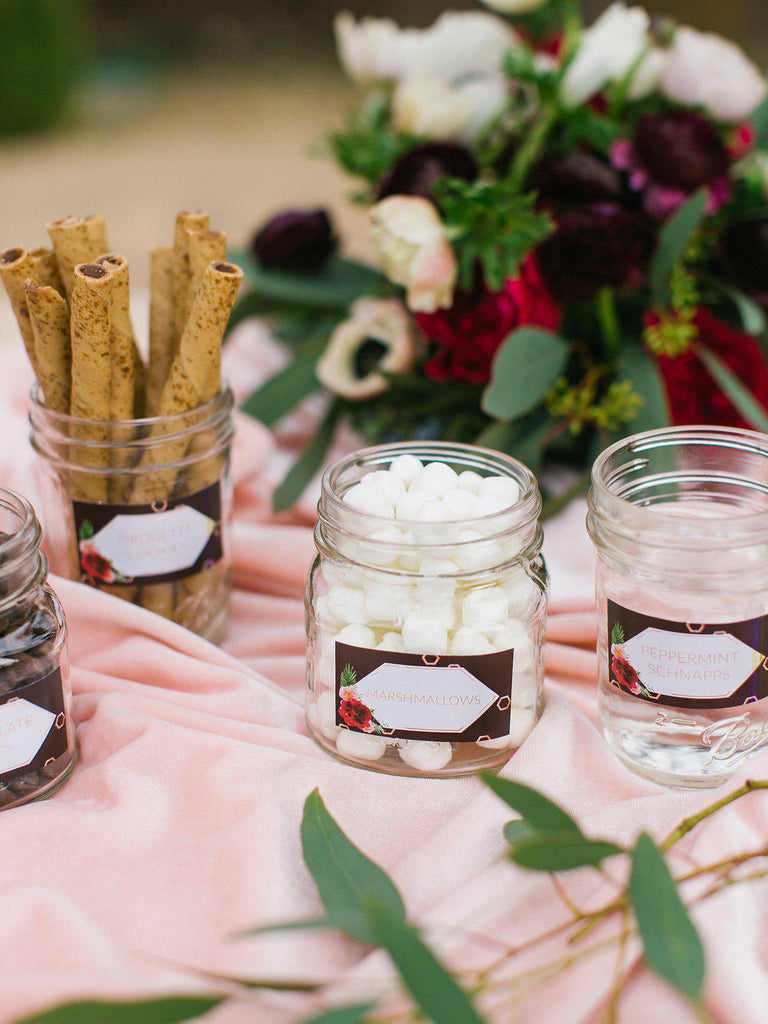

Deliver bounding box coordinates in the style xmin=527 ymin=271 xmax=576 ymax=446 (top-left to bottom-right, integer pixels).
xmin=660 ymin=779 xmax=768 ymax=851
xmin=508 ymin=106 xmax=557 ymax=192
xmin=596 ymin=287 xmax=620 ymax=359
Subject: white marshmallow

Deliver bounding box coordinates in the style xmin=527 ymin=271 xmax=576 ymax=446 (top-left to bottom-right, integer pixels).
xmin=364 ymin=577 xmax=415 ymax=626
xmin=462 ymin=586 xmax=509 ymax=633
xmin=413 ymin=557 xmax=459 ymax=604
xmin=401 ymin=607 xmax=450 ymax=654
xmin=307 ymin=689 xmax=340 ymax=740
xmin=410 ymin=461 xmax=458 ymax=498
xmin=450 ymin=626 xmax=495 ymax=655
xmin=376 ymin=631 xmax=405 ymax=652
xmin=398 ymin=739 xmax=453 ymax=771
xmin=315 ymin=635 xmax=336 ymax=688
xmin=336 ymin=729 xmax=387 ymax=761
xmin=493 ymin=621 xmax=534 ymax=671
xmin=326 ymin=584 xmax=369 ymax=625
xmin=359 ymin=523 xmax=405 ymax=567
xmin=321 ymin=560 xmax=365 ymax=589
xmin=478 ymin=475 xmax=520 ymax=507
xmin=501 ymin=567 xmax=539 ymax=617
xmin=457 ymin=469 xmax=483 ymax=493
xmin=364 ymin=469 xmax=407 ymax=505
xmin=394 ymin=529 xmax=423 ymax=571
xmin=388 ymin=454 xmax=423 ymax=485
xmin=452 ymin=529 xmax=499 ymax=573
xmin=395 ymin=489 xmax=431 ymax=521
xmin=343 ymin=481 xmax=395 ymax=518
xmin=475 ymin=705 xmax=537 ymax=750
xmin=412 ymin=499 xmax=454 ymax=545
xmin=336 ymin=623 xmax=377 ymax=648
xmin=511 ymin=669 xmax=538 ymax=706
xmin=441 ymin=487 xmax=480 ymax=520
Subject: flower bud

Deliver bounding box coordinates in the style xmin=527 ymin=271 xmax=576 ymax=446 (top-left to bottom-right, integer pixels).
xmin=250 ymin=208 xmax=337 ymax=272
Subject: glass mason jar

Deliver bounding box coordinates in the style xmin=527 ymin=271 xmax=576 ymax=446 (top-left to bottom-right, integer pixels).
xmin=305 ymin=441 xmax=548 ymax=777
xmin=587 ymin=425 xmax=768 ymax=788
xmin=29 ymin=386 xmax=234 ymax=644
xmin=0 ymin=487 xmax=77 ymax=808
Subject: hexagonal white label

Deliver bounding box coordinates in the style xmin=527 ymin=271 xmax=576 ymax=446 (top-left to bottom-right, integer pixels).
xmin=352 ymin=663 xmax=498 ymax=733
xmin=0 ymin=698 xmax=55 ymax=774
xmin=622 ymin=627 xmax=764 ymax=701
xmin=90 ymin=505 xmax=215 ymax=578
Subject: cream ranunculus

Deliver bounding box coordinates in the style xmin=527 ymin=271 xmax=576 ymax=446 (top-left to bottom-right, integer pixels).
xmin=559 ymin=2 xmax=661 ymax=108
xmin=660 ymin=26 xmax=767 ymax=123
xmin=369 ymin=196 xmax=457 ymax=314
xmin=392 ymin=75 xmax=508 ymax=145
xmin=315 ymin=298 xmax=419 ymax=400
xmin=334 ymin=10 xmax=516 ymax=85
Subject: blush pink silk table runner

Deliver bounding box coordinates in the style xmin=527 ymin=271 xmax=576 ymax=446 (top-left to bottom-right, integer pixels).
xmin=0 ymin=323 xmax=766 ymax=1024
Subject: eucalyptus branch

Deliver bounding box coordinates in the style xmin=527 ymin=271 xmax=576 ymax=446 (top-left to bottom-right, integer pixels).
xmin=661 ymin=779 xmax=768 ymax=851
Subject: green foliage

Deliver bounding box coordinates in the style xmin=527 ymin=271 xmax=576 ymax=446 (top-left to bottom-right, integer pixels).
xmin=340 ymin=663 xmax=357 ymax=688
xmin=650 ymin=190 xmax=708 ymax=310
xmin=328 ymin=92 xmax=421 ymax=189
xmin=693 ymin=344 xmax=768 ymax=433
xmin=482 ymin=327 xmax=569 ymax=420
xmin=272 ymin=402 xmax=341 ymax=513
xmin=629 ymin=833 xmax=706 ymax=1001
xmin=433 ymin=179 xmax=554 ymax=291
xmin=611 ymin=622 xmax=625 ymax=646
xmin=12 ymin=997 xmax=225 ymax=1024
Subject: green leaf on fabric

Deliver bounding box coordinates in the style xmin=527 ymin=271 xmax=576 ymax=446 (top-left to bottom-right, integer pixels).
xmin=299 ymin=1002 xmax=378 ymax=1024
xmin=272 ymin=402 xmax=340 ymax=513
xmin=693 ymin=344 xmax=768 ymax=432
xmin=503 ymin=827 xmax=624 ymax=872
xmin=614 ymin=341 xmax=671 ymax=433
xmin=233 ymin=250 xmax=394 ymax=311
xmin=482 ymin=328 xmax=568 ymax=420
xmin=12 ymin=996 xmax=225 ymax=1024
xmin=650 ymin=190 xmax=708 ymax=308
xmin=367 ymin=902 xmax=486 ymax=1024
xmin=300 ymin=789 xmax=406 ymax=945
xmin=483 ymin=774 xmax=579 ymax=834
xmin=629 ymin=832 xmax=705 ymax=1001
xmin=241 ymin=347 xmax=324 ymax=427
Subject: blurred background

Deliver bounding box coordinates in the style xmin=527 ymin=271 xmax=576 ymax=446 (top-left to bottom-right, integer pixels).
xmin=0 ymin=0 xmax=766 ymax=317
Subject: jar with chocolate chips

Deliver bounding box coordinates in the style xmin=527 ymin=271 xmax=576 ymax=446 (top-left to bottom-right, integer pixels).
xmin=0 ymin=487 xmax=77 ymax=808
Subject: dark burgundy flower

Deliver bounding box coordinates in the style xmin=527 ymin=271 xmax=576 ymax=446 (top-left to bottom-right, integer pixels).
xmin=611 ymin=650 xmax=641 ymax=695
xmin=537 ymin=203 xmax=655 ymax=303
xmin=415 ymin=256 xmax=561 ymax=385
xmin=79 ymin=542 xmax=115 ymax=584
xmin=718 ymin=219 xmax=768 ymax=297
xmin=338 ymin=696 xmax=373 ymax=732
xmin=530 ymin=149 xmax=622 ymax=205
xmin=634 ymin=111 xmax=729 ymax=192
xmin=655 ymin=308 xmax=768 ymax=429
xmin=250 ymin=208 xmax=337 ymax=272
xmin=377 ymin=142 xmax=479 ymax=204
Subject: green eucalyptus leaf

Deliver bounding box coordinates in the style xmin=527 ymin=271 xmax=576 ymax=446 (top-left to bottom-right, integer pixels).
xmin=614 ymin=341 xmax=671 ymax=433
xmin=629 ymin=832 xmax=705 ymax=1001
xmin=482 ymin=774 xmax=579 ymax=834
xmin=650 ymin=190 xmax=708 ymax=308
xmin=750 ymin=89 xmax=768 ymax=149
xmin=367 ymin=902 xmax=486 ymax=1024
xmin=300 ymin=1002 xmax=378 ymax=1024
xmin=693 ymin=344 xmax=768 ymax=432
xmin=506 ymin=830 xmax=624 ymax=872
xmin=241 ymin=347 xmax=324 ymax=427
xmin=272 ymin=403 xmax=340 ymax=513
xmin=233 ymin=250 xmax=394 ymax=310
xmin=12 ymin=996 xmax=225 ymax=1024
xmin=300 ymin=789 xmax=406 ymax=945
xmin=708 ymin=278 xmax=767 ymax=336
xmin=482 ymin=328 xmax=568 ymax=420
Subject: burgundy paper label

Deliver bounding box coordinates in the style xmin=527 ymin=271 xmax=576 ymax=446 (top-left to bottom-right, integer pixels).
xmin=608 ymin=599 xmax=768 ymax=709
xmin=73 ymin=482 xmax=223 ymax=587
xmin=0 ymin=667 xmax=69 ymax=783
xmin=334 ymin=642 xmax=514 ymax=742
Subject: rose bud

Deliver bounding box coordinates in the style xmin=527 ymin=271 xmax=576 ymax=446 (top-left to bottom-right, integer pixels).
xmin=718 ymin=219 xmax=768 ymax=295
xmin=529 ymin=149 xmax=623 ymax=205
xmin=377 ymin=142 xmax=479 ymax=204
xmin=250 ymin=208 xmax=337 ymax=272
xmin=633 ymin=111 xmax=730 ymax=193
xmin=537 ymin=203 xmax=655 ymax=303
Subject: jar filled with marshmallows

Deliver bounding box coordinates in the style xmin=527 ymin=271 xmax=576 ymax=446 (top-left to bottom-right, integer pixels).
xmin=305 ymin=441 xmax=548 ymax=776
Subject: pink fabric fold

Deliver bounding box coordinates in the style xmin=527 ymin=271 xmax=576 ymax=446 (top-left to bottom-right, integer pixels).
xmin=0 ymin=321 xmax=766 ymax=1024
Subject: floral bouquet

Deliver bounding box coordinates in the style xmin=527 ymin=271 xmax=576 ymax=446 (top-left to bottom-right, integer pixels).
xmin=232 ymin=0 xmax=768 ymax=510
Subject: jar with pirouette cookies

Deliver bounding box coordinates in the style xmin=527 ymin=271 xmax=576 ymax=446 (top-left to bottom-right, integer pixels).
xmin=305 ymin=441 xmax=548 ymax=777
xmin=0 ymin=487 xmax=77 ymax=808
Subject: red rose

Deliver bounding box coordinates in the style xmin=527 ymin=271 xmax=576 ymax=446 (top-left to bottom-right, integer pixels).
xmin=611 ymin=651 xmax=641 ymax=695
xmin=338 ymin=695 xmax=373 ymax=732
xmin=655 ymin=309 xmax=768 ymax=429
xmin=79 ymin=541 xmax=115 ymax=584
xmin=415 ymin=256 xmax=561 ymax=385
